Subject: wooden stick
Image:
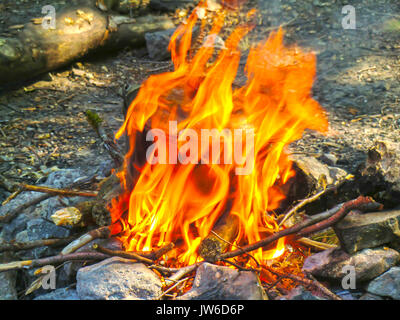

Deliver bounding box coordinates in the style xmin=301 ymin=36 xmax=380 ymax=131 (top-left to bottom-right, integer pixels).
xmin=0 ymin=193 xmax=51 ymax=224
xmin=0 ymin=237 xmax=75 ymax=253
xmin=61 ymin=226 xmax=111 ymax=255
xmin=165 ymin=263 xmax=201 ymax=286
xmin=92 ymin=244 xmax=154 ymax=264
xmin=2 ymin=189 xmax=22 ymax=206
xmin=297 ymin=237 xmax=338 ymax=251
xmin=219 ymin=196 xmax=379 ymax=261
xmin=0 ymin=175 xmax=99 ymax=224
xmin=20 ymin=184 xmax=98 ymax=197
xmin=147 ymin=242 xmax=175 ymax=260
xmin=263 ymin=266 xmax=342 ymax=300
xmin=296 ymin=203 xmax=382 ymax=238
xmin=0 ymin=252 xmax=109 ymax=273
xmin=157 ymin=277 xmax=191 ymax=300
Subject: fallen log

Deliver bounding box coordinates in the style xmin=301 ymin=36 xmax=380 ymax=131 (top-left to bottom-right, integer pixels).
xmin=0 ymin=4 xmax=175 ymax=85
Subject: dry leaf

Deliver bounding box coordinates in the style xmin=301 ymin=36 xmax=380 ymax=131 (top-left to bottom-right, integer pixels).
xmin=25 ymin=276 xmax=45 ymax=295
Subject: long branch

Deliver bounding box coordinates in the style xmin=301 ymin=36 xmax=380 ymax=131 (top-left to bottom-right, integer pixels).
xmin=219 ymin=196 xmax=380 ymax=260
xmin=0 ymin=252 xmax=110 ymax=273
xmin=20 ymin=184 xmax=98 ymax=197
xmin=0 ymin=237 xmax=75 ymax=253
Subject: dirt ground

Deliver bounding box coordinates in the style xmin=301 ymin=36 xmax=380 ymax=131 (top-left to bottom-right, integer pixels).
xmin=0 ymin=0 xmax=399 ymax=203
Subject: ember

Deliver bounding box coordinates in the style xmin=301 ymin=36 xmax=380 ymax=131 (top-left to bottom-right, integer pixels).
xmin=109 ymin=0 xmax=328 ymax=268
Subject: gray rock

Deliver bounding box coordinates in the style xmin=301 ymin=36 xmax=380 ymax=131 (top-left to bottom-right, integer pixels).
xmin=16 ymin=218 xmax=71 ymax=259
xmin=34 ymin=288 xmax=79 ymax=300
xmin=26 ymin=218 xmax=70 ymax=241
xmin=359 ymin=293 xmax=384 ymax=300
xmin=334 ymin=209 xmax=400 ymax=254
xmin=177 ymin=262 xmax=266 ymax=300
xmin=367 ymin=267 xmax=400 ymax=300
xmin=145 ymin=28 xmax=176 ymax=60
xmin=77 ymin=258 xmax=162 ymax=300
xmin=279 ymin=286 xmax=326 ymax=300
xmin=0 ymin=271 xmax=17 ymax=300
xmin=0 ymin=214 xmax=29 ymax=241
xmin=302 ymin=247 xmax=399 ymax=282
xmin=44 ymin=169 xmax=83 ymax=189
xmin=0 ymin=254 xmax=17 ymax=300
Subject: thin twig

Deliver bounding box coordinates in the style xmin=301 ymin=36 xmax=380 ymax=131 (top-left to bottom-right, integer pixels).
xmin=92 ymin=243 xmax=154 ymax=264
xmin=263 ymin=266 xmax=342 ymax=300
xmin=0 ymin=237 xmax=75 ymax=253
xmin=297 ymin=237 xmax=337 ymax=251
xmin=0 ymin=175 xmax=99 ymax=224
xmin=0 ymin=252 xmax=110 ymax=273
xmin=20 ymin=184 xmax=98 ymax=197
xmin=211 ymin=230 xmax=260 ymax=268
xmin=165 ymin=263 xmax=201 ymax=286
xmin=157 ymin=277 xmax=192 ymax=300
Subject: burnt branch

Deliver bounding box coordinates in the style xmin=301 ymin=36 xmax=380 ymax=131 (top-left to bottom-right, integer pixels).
xmin=219 ymin=196 xmax=381 ymax=261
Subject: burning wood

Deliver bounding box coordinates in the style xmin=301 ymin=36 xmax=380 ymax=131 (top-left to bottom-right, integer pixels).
xmin=109 ymin=0 xmax=329 ymax=268
xmin=2 ymin=0 xmax=400 ymax=302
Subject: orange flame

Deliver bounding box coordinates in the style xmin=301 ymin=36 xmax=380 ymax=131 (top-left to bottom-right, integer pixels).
xmin=109 ymin=1 xmax=328 ymax=267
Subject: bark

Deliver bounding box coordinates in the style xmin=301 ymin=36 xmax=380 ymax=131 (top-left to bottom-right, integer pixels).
xmin=0 ymin=4 xmax=174 ymax=85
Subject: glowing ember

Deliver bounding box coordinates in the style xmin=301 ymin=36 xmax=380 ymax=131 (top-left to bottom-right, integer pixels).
xmin=109 ymin=0 xmax=328 ymax=268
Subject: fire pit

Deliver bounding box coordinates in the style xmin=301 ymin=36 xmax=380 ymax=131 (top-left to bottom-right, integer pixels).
xmin=0 ymin=0 xmax=400 ymax=302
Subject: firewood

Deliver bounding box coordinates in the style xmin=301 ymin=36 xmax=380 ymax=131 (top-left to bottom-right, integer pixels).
xmin=220 ymin=196 xmax=381 ymax=261
xmin=19 ymin=183 xmax=98 ymax=198
xmin=61 ymin=226 xmax=111 ymax=255
xmin=92 ymin=243 xmax=154 ymax=264
xmin=0 ymin=252 xmax=110 ymax=273
xmin=198 ymin=211 xmax=239 ymax=262
xmin=0 ymin=237 xmax=75 ymax=253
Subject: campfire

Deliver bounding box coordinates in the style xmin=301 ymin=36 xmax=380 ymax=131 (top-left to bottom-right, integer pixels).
xmin=109 ymin=0 xmax=328 ymax=271
xmin=1 ymin=0 xmax=400 ymax=302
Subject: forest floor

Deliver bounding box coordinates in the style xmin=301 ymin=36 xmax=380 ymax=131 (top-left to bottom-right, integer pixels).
xmin=0 ymin=0 xmax=400 ymax=203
